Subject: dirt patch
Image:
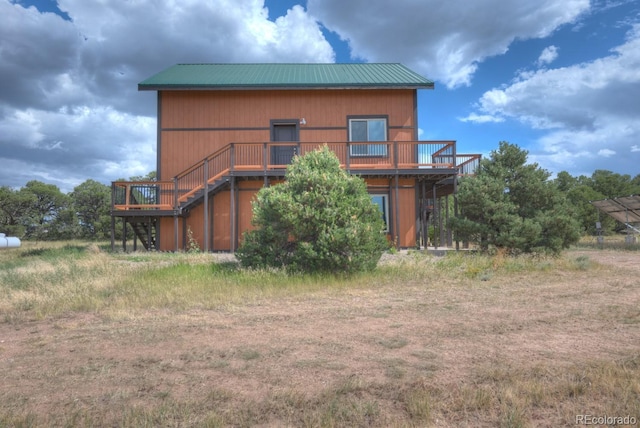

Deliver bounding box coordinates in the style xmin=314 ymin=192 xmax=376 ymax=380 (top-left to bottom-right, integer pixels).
xmin=1 ymin=249 xmax=639 ymax=426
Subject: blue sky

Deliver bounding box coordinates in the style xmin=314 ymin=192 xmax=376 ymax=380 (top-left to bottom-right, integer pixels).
xmin=1 ymin=0 xmax=639 ymax=192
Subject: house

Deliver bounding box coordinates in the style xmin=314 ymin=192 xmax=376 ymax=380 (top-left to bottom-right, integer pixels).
xmin=110 ymin=63 xmax=480 ymax=252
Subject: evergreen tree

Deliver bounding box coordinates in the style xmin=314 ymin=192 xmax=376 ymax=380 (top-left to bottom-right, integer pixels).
xmin=237 ymin=146 xmax=388 ymax=273
xmin=451 ymin=142 xmax=581 ymax=254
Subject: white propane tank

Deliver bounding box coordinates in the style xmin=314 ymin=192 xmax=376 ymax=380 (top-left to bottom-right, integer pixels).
xmin=0 ymin=233 xmax=21 ymax=249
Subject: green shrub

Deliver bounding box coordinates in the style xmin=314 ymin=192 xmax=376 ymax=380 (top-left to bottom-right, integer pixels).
xmin=237 ymin=146 xmax=388 ymax=274
xmin=451 ymin=142 xmax=581 ymax=255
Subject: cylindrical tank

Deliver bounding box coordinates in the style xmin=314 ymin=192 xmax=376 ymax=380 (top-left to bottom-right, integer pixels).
xmin=0 ymin=233 xmax=21 ymax=249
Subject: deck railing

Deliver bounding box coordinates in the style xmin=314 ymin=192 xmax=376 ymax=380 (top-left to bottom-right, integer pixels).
xmin=112 ymin=141 xmax=478 ymax=212
xmin=456 ymin=153 xmax=482 ymax=176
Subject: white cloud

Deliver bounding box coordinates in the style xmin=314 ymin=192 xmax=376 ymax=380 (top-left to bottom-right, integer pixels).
xmin=470 ymin=23 xmax=640 ymax=176
xmin=632 ymin=145 xmax=640 ymax=152
xmin=537 ymin=45 xmax=559 ymax=66
xmin=308 ymin=0 xmax=589 ymax=88
xmin=459 ymin=113 xmax=505 ymax=123
xmin=0 ymin=105 xmax=156 ymax=192
xmin=0 ymin=0 xmax=335 ymax=191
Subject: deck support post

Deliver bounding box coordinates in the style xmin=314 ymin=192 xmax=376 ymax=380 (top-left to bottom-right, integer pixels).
xmin=421 ymin=180 xmax=427 ymax=249
xmin=182 ymin=217 xmax=187 ymax=251
xmin=439 ymin=197 xmax=445 ymax=247
xmin=203 ymin=159 xmax=209 ymax=252
xmin=173 ymin=216 xmax=179 ymax=252
xmin=173 ymin=177 xmax=179 ymax=252
xmin=446 ymin=195 xmax=452 ymax=247
xmin=394 ymin=174 xmax=400 ymax=250
xmin=432 ymin=183 xmax=437 ymax=249
xmin=454 ymin=175 xmax=460 ymax=251
xmin=110 ymin=215 xmax=115 ymax=252
xmin=230 ymin=177 xmax=236 ymax=252
xmin=122 ymin=217 xmax=127 ymax=252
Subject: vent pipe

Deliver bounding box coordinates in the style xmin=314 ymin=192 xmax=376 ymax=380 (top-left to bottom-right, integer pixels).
xmin=0 ymin=233 xmax=21 ymax=249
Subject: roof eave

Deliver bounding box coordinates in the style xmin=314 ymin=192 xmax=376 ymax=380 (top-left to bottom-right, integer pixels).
xmin=138 ymin=84 xmax=435 ymax=91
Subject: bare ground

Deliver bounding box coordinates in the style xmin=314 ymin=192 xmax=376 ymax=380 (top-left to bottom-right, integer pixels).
xmin=1 ymin=249 xmax=639 ymax=426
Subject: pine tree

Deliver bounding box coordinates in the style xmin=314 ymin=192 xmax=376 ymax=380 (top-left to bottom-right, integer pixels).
xmin=451 ymin=142 xmax=581 ymax=254
xmin=237 ymin=146 xmax=388 ymax=273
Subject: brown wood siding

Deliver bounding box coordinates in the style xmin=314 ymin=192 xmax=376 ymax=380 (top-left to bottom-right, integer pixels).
xmin=160 ymin=130 xmax=268 ymax=179
xmin=159 ymin=89 xmax=416 ymax=179
xmin=397 ymin=182 xmax=417 ymax=248
xmin=152 ymin=88 xmax=421 ymax=251
xmin=364 ymin=177 xmax=416 ymax=248
xmin=159 ymin=217 xmax=175 ymax=251
xmin=212 ymin=190 xmax=231 ymax=251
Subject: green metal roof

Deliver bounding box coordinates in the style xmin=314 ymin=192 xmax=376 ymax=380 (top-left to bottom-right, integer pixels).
xmin=139 ymin=63 xmax=434 ymax=90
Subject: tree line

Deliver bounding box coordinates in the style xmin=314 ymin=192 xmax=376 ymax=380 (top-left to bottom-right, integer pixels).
xmin=450 ymin=142 xmax=640 ymax=254
xmin=0 ymin=172 xmax=156 ymax=241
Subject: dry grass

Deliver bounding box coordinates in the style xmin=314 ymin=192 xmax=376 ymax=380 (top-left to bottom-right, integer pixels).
xmin=0 ymin=241 xmax=639 ymax=426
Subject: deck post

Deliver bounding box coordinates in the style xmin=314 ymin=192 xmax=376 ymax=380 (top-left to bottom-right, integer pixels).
xmin=110 ymin=214 xmax=115 ymax=252
xmin=451 ymin=142 xmax=459 ymax=251
xmin=174 ymin=177 xmax=179 ymax=252
xmin=230 ymin=177 xmax=236 ymax=252
xmin=230 ymin=143 xmax=235 ymax=174
xmin=432 ymin=183 xmax=437 ymax=249
xmin=394 ymin=174 xmax=400 ymax=250
xmin=263 ymin=142 xmax=268 ymax=174
xmin=393 ymin=141 xmax=398 ymax=170
xmin=421 ymin=181 xmax=427 ymax=249
xmin=133 ymin=229 xmax=137 ymax=251
xmin=438 ymin=197 xmax=446 ymax=247
xmin=446 ymin=195 xmax=452 ymax=247
xmin=203 ymin=159 xmax=209 ymax=252
xmin=122 ymin=217 xmax=127 ymax=252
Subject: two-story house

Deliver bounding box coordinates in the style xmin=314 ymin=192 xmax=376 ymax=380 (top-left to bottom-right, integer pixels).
xmin=110 ymin=63 xmax=479 ymax=252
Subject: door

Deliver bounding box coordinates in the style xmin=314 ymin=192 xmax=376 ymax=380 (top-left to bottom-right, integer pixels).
xmin=271 ymin=122 xmax=298 ymax=166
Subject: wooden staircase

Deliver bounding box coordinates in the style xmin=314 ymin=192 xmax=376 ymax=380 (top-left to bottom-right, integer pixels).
xmin=112 ymin=141 xmax=482 ymax=251
xmin=129 ymin=218 xmax=157 ymax=250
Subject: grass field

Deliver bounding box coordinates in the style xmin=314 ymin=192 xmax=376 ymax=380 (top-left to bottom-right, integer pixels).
xmin=0 ymin=240 xmax=638 ymax=427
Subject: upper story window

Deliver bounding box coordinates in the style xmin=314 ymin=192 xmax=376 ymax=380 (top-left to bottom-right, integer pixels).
xmin=349 ymin=117 xmax=388 ymax=156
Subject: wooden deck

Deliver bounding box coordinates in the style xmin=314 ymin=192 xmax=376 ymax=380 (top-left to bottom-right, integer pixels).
xmin=111 ymin=141 xmax=480 ymax=215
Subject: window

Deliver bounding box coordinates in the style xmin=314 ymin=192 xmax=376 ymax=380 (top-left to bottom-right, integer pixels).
xmin=349 ymin=118 xmax=388 ymax=156
xmin=370 ymin=194 xmax=389 ymax=232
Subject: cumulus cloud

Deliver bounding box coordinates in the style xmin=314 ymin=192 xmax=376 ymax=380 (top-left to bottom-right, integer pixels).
xmin=471 ymin=24 xmax=640 ymax=175
xmin=307 ymin=0 xmax=589 ymax=88
xmin=0 ymin=0 xmax=334 ymax=191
